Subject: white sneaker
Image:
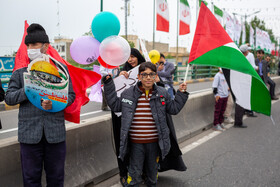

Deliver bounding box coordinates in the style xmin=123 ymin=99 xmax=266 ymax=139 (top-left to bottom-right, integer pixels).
xmin=212 ymin=124 xmax=224 ymax=131
xmin=220 ymin=123 xmax=226 ymax=129
xmin=224 ymin=117 xmax=234 ymax=123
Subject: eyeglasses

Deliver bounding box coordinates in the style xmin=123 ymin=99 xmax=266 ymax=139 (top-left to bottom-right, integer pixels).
xmin=140 ymin=72 xmax=156 ymax=79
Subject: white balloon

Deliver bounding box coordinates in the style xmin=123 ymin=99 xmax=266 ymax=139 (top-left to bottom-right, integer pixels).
xmin=99 ymin=36 xmax=131 ymax=66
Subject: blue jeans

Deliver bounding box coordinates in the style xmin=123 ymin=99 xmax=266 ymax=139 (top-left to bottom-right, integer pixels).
xmin=126 ymin=142 xmax=159 ymax=187
xmin=167 ymin=87 xmax=174 ymax=99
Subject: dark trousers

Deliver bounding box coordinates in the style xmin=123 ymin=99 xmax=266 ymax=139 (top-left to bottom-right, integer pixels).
xmin=267 ymin=76 xmax=276 ymax=97
xmin=234 ymin=104 xmax=245 ymax=126
xmin=126 ymin=142 xmax=159 ymax=187
xmin=213 ymin=97 xmax=228 ymax=125
xmin=102 ymin=89 xmax=108 ymax=109
xmin=112 ymin=111 xmax=129 ymax=178
xmin=20 ymin=136 xmax=66 ymax=187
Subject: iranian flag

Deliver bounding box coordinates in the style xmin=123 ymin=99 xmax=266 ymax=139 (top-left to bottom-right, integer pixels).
xmin=241 ymin=22 xmax=246 ymax=44
xmin=179 ymin=0 xmax=191 ymax=35
xmin=249 ymin=25 xmax=255 ymax=49
xmin=156 ymin=0 xmax=169 ymax=32
xmin=213 ymin=5 xmax=223 ymax=26
xmin=189 ymin=3 xmax=271 ymax=116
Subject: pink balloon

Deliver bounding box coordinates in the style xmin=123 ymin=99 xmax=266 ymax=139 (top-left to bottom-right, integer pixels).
xmin=70 ymin=36 xmax=100 ymax=65
xmin=99 ymin=36 xmax=131 ymax=66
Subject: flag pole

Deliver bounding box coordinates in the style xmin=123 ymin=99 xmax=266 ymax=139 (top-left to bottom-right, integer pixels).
xmin=153 ymin=0 xmax=155 ymax=49
xmin=183 ymin=63 xmax=190 ymax=82
xmin=176 ymin=0 xmax=179 ymax=64
xmin=100 ymin=0 xmax=103 ymax=11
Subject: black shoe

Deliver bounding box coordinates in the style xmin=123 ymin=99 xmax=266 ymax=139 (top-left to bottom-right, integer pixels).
xmin=234 ymin=124 xmax=247 ymax=128
xmin=102 ymin=107 xmax=111 ymax=111
xmin=247 ymin=113 xmax=257 ymax=117
xmin=271 ymin=96 xmax=279 ymax=100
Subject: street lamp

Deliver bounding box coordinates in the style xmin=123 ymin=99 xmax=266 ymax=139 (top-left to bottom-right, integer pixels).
xmin=244 ymin=10 xmax=261 ymax=23
xmin=233 ymin=10 xmax=261 ymax=24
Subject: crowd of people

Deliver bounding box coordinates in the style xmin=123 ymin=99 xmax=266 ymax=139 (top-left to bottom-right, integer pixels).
xmin=2 ymin=23 xmax=279 ymax=187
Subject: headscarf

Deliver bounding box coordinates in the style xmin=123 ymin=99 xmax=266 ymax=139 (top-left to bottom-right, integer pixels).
xmin=122 ymin=48 xmax=146 ymax=71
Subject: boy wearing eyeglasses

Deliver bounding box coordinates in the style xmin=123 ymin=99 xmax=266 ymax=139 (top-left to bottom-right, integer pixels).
xmin=103 ymin=62 xmax=188 ymax=186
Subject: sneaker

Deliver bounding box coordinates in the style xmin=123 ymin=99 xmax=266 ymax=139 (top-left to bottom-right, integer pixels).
xmin=212 ymin=124 xmax=224 ymax=131
xmin=246 ymin=112 xmax=257 ymax=117
xmin=220 ymin=123 xmax=226 ymax=129
xmin=234 ymin=123 xmax=247 ymax=128
xmin=101 ymin=107 xmax=111 ymax=111
xmin=224 ymin=117 xmax=234 ymax=123
xmin=271 ymin=96 xmax=279 ymax=100
xmin=234 ymin=124 xmax=247 ymax=128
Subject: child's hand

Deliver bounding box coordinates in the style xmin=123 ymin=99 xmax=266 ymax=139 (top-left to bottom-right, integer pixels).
xmin=179 ymin=82 xmax=187 ymax=92
xmin=105 ymin=75 xmax=111 ymax=80
xmin=41 ymin=99 xmax=52 ymax=110
xmin=119 ymin=71 xmax=129 ymax=79
xmin=215 ymin=96 xmax=220 ymax=102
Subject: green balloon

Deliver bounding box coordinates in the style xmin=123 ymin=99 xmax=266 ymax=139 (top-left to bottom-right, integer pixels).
xmin=91 ymin=11 xmax=120 ymax=42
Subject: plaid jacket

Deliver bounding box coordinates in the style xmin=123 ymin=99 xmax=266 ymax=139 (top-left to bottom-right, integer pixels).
xmin=5 ymin=66 xmax=75 ymax=144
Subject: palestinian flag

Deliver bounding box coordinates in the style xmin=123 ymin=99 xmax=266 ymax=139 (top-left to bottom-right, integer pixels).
xmin=189 ymin=3 xmax=271 ymax=116
xmin=156 ymin=0 xmax=169 ymax=32
xmin=179 ymin=0 xmax=191 ymax=35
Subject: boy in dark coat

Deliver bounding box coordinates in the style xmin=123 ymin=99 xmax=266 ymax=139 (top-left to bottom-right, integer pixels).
xmin=103 ymin=62 xmax=188 ymax=186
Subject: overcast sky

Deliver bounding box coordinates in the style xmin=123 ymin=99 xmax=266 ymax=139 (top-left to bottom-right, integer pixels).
xmin=0 ymin=0 xmax=279 ymax=56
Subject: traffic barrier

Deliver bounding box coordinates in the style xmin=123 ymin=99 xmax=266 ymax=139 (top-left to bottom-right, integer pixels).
xmin=0 ymin=77 xmax=279 ymax=186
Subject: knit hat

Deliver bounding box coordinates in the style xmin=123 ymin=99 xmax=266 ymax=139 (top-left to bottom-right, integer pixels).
xmin=25 ymin=23 xmax=49 ymax=45
xmin=239 ymin=44 xmax=248 ymax=53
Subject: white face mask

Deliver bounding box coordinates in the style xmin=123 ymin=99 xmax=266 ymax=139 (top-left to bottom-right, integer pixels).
xmin=27 ymin=48 xmax=43 ymax=61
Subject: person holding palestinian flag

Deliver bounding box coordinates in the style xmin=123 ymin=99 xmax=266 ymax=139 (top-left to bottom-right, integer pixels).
xmin=188 ymin=2 xmax=271 ymax=128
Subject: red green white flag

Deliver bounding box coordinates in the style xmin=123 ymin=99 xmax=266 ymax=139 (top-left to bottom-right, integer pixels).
xmin=156 ymin=0 xmax=169 ymax=32
xmin=179 ymin=0 xmax=191 ymax=35
xmin=188 ymin=2 xmax=271 ymax=116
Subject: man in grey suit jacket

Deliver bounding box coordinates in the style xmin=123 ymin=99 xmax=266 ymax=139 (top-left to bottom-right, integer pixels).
xmin=5 ymin=23 xmax=75 ymax=187
xmin=255 ymin=49 xmax=268 ymax=84
xmin=157 ymin=53 xmax=175 ymax=99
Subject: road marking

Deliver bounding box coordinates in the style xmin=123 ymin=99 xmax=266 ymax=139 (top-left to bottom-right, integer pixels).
xmin=0 ymin=127 xmax=18 ymax=134
xmin=0 ymin=110 xmax=104 ymax=134
xmin=80 ymin=110 xmax=103 ymax=117
xmin=181 ymin=124 xmax=234 ymax=154
xmin=189 ymin=88 xmax=212 ymax=94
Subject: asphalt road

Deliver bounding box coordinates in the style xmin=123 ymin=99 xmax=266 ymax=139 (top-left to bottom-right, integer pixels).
xmin=0 ymin=81 xmax=213 ymax=139
xmin=157 ymin=101 xmax=280 ymax=187
xmin=96 ymin=100 xmax=280 ymax=187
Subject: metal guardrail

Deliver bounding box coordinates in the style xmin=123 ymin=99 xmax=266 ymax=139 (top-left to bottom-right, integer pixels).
xmin=174 ymin=64 xmax=279 ymax=82
xmin=1 ymin=66 xmax=279 ymax=85
xmin=174 ymin=65 xmax=219 ymax=82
